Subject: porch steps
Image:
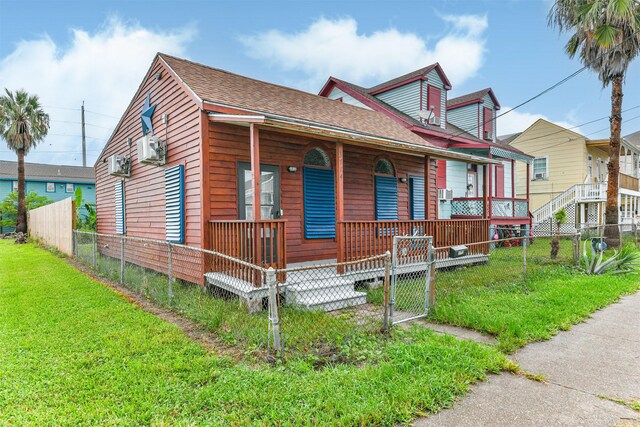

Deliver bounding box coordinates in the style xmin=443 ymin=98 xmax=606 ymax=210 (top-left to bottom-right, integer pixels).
xmin=286 ymin=276 xmax=367 ymax=311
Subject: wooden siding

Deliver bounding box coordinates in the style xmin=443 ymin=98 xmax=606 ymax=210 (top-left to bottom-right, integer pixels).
xmin=426 ymin=69 xmax=447 ymax=129
xmin=447 ymin=103 xmax=479 ymax=139
xmin=205 ymin=122 xmax=437 ymax=264
xmin=511 ymin=120 xmax=587 ymax=211
xmin=375 ymin=80 xmax=421 ymax=122
xmin=95 ymin=58 xmax=202 ymax=248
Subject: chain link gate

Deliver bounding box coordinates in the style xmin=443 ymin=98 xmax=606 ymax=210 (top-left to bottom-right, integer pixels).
xmin=390 ymin=235 xmax=435 ymax=324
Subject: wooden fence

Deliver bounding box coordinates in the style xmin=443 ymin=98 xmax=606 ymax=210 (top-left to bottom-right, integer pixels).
xmin=28 ymin=197 xmax=75 ymax=255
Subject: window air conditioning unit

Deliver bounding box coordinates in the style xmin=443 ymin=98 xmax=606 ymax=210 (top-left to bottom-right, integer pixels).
xmin=484 ymin=130 xmax=493 ymax=140
xmin=428 ymin=116 xmax=441 ymax=126
xmin=108 ymin=155 xmax=131 ymax=177
xmin=438 ymin=188 xmax=453 ymax=201
xmin=137 ymin=135 xmax=166 ymax=165
xmin=534 ymin=172 xmax=546 ymax=180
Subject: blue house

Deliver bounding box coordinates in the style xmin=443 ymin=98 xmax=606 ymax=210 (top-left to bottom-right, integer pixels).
xmin=0 ymin=160 xmax=95 ymax=233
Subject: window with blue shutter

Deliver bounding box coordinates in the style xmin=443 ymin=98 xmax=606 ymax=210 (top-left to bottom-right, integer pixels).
xmin=303 ymin=166 xmax=335 ymax=239
xmin=165 ymin=165 xmax=185 ymax=243
xmin=375 ymin=176 xmax=398 ymax=220
xmin=410 ymin=176 xmax=425 ymax=220
xmin=115 ymin=180 xmax=125 ymax=234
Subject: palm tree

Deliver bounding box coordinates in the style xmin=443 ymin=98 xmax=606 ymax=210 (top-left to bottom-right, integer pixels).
xmin=549 ymin=0 xmax=640 ymax=245
xmin=0 ymin=89 xmax=50 ymax=235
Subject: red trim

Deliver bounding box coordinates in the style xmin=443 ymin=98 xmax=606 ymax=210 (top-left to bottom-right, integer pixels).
xmin=430 ymin=64 xmax=453 ymax=90
xmin=446 ymin=99 xmax=481 ymax=110
xmin=427 ymin=85 xmax=442 ymax=119
xmin=369 ymin=75 xmax=426 ymax=95
xmin=318 ymin=78 xmax=336 ymax=97
xmin=409 ymin=126 xmax=478 ymax=145
xmin=437 ymin=160 xmax=446 ymax=189
xmin=483 ymin=107 xmax=493 ymax=140
xmin=495 ymin=164 xmax=504 ymax=198
xmin=449 ymin=142 xmax=490 ymax=149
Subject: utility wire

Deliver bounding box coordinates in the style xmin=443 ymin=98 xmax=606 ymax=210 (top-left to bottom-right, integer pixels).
xmin=446 ymin=31 xmax=639 ymax=141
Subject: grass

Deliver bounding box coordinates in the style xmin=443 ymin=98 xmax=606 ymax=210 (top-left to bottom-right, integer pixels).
xmin=74 ymin=240 xmax=381 ymax=361
xmin=0 ymin=240 xmax=513 ymax=426
xmin=428 ymin=237 xmax=640 ymax=352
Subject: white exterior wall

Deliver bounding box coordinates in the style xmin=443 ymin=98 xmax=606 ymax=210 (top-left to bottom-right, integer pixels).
xmin=438 ymin=161 xmax=484 ymax=219
xmin=327 ymin=87 xmax=371 ymax=109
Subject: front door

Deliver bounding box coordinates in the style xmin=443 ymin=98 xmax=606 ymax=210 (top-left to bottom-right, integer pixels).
xmin=238 ymin=163 xmax=281 ymax=220
xmin=466 ymin=171 xmax=478 ymax=197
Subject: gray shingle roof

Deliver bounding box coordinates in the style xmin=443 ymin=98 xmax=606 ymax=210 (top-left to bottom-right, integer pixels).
xmin=0 ymin=160 xmax=95 ymax=183
xmin=625 ymin=130 xmax=640 ymax=149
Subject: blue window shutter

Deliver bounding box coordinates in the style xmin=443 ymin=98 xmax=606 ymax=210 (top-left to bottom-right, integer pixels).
xmin=410 ymin=177 xmax=425 ymax=220
xmin=115 ymin=180 xmax=125 ymax=234
xmin=303 ymin=166 xmax=336 ymax=239
xmin=375 ymin=176 xmax=398 ymax=220
xmin=165 ymin=165 xmax=185 ymax=243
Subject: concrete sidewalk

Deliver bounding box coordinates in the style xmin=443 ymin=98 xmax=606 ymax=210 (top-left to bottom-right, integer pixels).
xmin=416 ymin=292 xmax=640 ymax=426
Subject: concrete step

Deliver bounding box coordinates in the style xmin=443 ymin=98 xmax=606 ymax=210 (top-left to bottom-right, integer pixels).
xmin=291 ymin=290 xmax=367 ymax=312
xmin=287 ymin=277 xmax=355 ymax=300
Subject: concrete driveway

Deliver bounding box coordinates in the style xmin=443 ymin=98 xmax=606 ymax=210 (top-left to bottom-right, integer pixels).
xmin=416 ymin=291 xmax=640 ymax=426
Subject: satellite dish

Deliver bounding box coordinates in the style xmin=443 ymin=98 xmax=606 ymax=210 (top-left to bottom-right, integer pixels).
xmin=417 ymin=109 xmax=432 ymax=120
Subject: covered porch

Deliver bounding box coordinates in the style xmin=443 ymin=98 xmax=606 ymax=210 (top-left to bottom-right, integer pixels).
xmin=202 ymin=116 xmax=494 ymax=308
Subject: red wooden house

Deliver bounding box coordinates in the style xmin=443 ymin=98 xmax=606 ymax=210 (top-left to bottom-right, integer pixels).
xmin=96 ymin=54 xmax=498 ymax=301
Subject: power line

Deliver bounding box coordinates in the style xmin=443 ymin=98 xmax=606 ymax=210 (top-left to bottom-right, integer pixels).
xmin=504 ymin=104 xmax=640 ymax=146
xmin=49 ymin=119 xmax=114 ymax=130
xmin=523 ymin=113 xmax=640 ymax=156
xmin=447 ymin=31 xmax=639 ymax=141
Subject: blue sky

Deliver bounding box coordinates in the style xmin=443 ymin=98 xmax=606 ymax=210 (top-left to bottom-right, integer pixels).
xmin=1 ymin=0 xmax=639 ymax=165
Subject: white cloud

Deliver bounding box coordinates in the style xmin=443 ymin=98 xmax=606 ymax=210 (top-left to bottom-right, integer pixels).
xmin=0 ymin=18 xmax=194 ymax=165
xmin=240 ymin=15 xmax=488 ymax=90
xmin=498 ymin=108 xmax=579 ymax=136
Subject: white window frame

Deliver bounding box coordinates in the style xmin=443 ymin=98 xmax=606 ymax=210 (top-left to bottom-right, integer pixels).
xmin=12 ymin=181 xmax=18 ymax=192
xmin=65 ymin=183 xmax=74 ymax=193
xmin=587 ymin=154 xmax=593 ymax=180
xmin=46 ymin=182 xmax=55 ymax=193
xmin=531 ymin=156 xmax=549 ymax=181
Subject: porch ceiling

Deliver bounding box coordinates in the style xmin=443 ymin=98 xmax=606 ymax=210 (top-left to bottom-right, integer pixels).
xmin=208 ymin=113 xmax=501 ymax=165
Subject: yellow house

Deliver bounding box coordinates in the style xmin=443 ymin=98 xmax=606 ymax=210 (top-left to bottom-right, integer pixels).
xmin=505 ymin=119 xmax=640 ymax=232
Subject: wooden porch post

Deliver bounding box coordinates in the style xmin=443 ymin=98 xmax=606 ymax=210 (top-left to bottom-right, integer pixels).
xmin=250 ymin=124 xmax=261 ymax=272
xmin=488 ymin=153 xmax=493 ymax=219
xmin=482 ymin=164 xmax=489 ymax=219
xmin=336 ymin=142 xmax=345 ymax=265
xmin=511 ymin=159 xmax=516 ymax=216
xmin=424 ymin=156 xmax=432 ymax=220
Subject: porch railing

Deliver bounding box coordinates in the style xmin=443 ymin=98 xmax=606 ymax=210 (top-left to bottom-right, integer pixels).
xmin=337 ymin=219 xmax=489 ymax=266
xmin=208 ymin=220 xmax=287 ymax=286
xmin=451 ymin=198 xmax=529 ymax=218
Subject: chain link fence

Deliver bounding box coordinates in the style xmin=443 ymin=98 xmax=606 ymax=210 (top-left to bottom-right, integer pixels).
xmin=72 ymin=225 xmax=637 ymax=362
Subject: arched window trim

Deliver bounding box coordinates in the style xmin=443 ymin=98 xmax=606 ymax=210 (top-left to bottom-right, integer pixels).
xmin=374 ymin=157 xmax=396 ymax=176
xmin=303 ymin=147 xmax=332 ymax=169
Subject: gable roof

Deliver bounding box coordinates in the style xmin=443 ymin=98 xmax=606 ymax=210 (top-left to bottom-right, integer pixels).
xmin=497 ymin=133 xmax=522 ymax=146
xmin=0 ymin=160 xmax=95 ymax=183
xmin=160 ymin=54 xmax=438 ymax=148
xmin=447 ymin=88 xmax=501 ymax=110
xmin=367 ymin=63 xmax=452 ymax=94
xmin=625 ymin=130 xmax=640 ymax=149
xmin=319 ymin=77 xmax=531 ymax=158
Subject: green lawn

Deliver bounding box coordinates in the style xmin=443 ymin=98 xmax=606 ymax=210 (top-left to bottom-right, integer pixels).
xmin=0 ymin=240 xmax=511 ymax=426
xmin=429 ymin=238 xmax=640 ymax=352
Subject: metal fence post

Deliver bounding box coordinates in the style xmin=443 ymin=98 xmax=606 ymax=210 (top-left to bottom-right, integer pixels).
xmin=92 ymin=232 xmax=97 ymax=270
xmin=73 ymin=231 xmax=78 ymax=258
xmin=389 ymin=237 xmax=398 ymax=325
xmin=573 ymin=232 xmax=581 ymax=264
xmin=523 ymin=236 xmax=528 ymax=292
xmin=267 ymin=267 xmax=281 ymax=355
xmin=120 ymin=236 xmax=125 ymax=285
xmin=426 ymin=237 xmax=436 ymax=310
xmin=167 ymin=242 xmax=174 ymax=303
xmin=382 ymin=251 xmax=391 ymax=331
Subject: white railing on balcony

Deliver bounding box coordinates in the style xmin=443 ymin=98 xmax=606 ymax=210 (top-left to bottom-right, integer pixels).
xmin=532 ymin=182 xmax=607 ymax=225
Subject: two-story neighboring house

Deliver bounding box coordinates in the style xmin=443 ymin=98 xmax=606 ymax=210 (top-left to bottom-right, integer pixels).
xmin=0 ymin=161 xmax=95 ymax=233
xmin=319 ymin=65 xmax=534 ymax=237
xmin=507 ymin=119 xmax=640 ymax=232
